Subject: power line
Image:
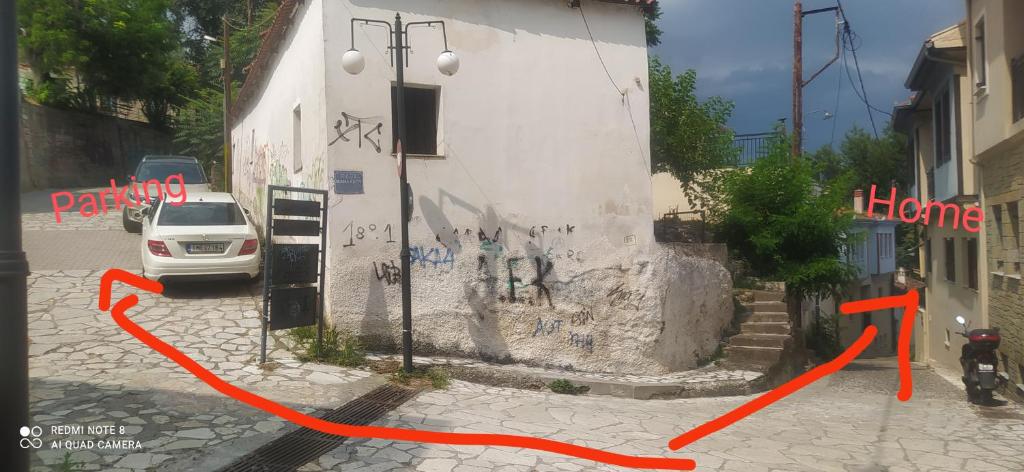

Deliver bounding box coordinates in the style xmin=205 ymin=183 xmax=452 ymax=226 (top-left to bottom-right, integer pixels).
xmin=830 ymin=47 xmax=843 ymax=148
xmin=836 ymin=1 xmax=892 ymax=140
xmin=578 ymin=2 xmax=624 ymax=97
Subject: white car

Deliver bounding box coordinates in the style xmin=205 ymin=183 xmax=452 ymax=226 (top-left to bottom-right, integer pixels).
xmin=141 ymin=192 xmax=261 ymax=282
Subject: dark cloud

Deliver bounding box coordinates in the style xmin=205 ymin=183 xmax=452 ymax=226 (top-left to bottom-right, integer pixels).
xmin=651 ymin=0 xmax=964 ymax=150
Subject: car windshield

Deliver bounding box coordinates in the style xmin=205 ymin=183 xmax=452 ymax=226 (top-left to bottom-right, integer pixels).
xmin=137 ymin=161 xmax=206 ymax=184
xmin=158 ymin=202 xmax=246 ymax=226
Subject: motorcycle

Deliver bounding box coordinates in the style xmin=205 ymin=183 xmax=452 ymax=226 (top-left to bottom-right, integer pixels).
xmin=954 ymin=315 xmax=1006 ymax=404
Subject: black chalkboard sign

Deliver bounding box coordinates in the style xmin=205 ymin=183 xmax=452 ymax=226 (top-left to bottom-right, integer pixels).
xmin=269 ymin=287 xmax=317 ymax=330
xmin=271 ymin=244 xmax=319 ymax=285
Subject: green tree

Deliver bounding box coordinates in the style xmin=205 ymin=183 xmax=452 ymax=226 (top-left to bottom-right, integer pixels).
xmin=644 ymin=3 xmax=662 ymax=47
xmin=649 ymin=56 xmax=737 ymax=208
xmin=713 ymin=133 xmax=857 ymax=301
xmin=18 ymin=0 xmax=196 ymax=126
xmin=173 ymin=3 xmax=277 ymax=166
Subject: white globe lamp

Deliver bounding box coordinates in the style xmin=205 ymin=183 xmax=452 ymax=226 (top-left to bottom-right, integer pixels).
xmin=437 ymin=50 xmax=460 ymax=76
xmin=341 ymin=49 xmax=366 ymax=75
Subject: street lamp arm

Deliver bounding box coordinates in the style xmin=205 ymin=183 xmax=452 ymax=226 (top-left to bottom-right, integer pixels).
xmin=405 ymin=20 xmax=450 ymax=51
xmin=350 ymin=18 xmax=393 ymax=65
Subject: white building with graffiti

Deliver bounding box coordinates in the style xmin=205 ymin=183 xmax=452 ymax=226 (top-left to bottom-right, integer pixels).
xmin=230 ymin=0 xmax=734 ymax=375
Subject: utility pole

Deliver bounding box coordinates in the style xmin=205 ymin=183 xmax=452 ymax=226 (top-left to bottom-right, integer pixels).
xmin=222 ymin=16 xmax=233 ymax=193
xmin=1 ymin=0 xmax=31 ymax=468
xmin=793 ymin=2 xmax=841 ymax=158
xmin=792 ymin=0 xmax=803 ymax=158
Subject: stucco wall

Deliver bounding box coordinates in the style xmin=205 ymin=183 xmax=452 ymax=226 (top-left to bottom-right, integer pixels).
xmin=231 ymin=0 xmax=328 ymax=223
xmin=19 ymin=100 xmax=174 ymax=191
xmin=233 ymin=0 xmax=735 ymax=375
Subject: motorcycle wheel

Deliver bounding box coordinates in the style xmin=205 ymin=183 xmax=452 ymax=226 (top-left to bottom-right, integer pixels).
xmin=979 ymin=389 xmax=993 ymax=405
xmin=966 ymin=383 xmax=980 ymax=404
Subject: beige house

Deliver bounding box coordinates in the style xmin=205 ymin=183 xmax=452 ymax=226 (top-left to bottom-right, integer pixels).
xmin=894 ymin=21 xmax=987 ymax=375
xmin=966 ymin=0 xmax=1024 ymax=401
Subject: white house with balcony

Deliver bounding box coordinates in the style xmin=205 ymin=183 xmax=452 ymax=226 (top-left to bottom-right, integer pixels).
xmin=803 ymin=191 xmax=900 ymax=358
xmin=894 ymin=21 xmax=987 ymax=374
xmin=227 ymin=0 xmax=736 ymax=376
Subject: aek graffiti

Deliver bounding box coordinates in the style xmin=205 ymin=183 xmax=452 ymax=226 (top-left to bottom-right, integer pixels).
xmin=498 ymin=256 xmax=554 ymax=307
xmin=329 ymin=112 xmax=383 ymax=153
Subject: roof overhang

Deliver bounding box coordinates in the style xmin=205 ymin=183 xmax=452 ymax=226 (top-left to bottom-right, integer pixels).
xmin=904 ymin=22 xmax=967 ymax=91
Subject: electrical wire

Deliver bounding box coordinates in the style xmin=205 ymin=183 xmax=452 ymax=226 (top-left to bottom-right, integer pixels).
xmin=578 ymin=1 xmax=650 ymax=176
xmin=578 ymin=2 xmax=624 ymax=97
xmin=830 ymin=48 xmax=843 ymax=148
xmin=836 ymin=1 xmax=892 ymax=140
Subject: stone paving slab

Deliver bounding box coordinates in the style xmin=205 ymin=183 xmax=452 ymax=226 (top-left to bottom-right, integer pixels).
xmin=362 ymin=353 xmax=766 ymax=400
xmin=27 ymin=270 xmax=384 ymax=471
xmin=296 ymin=361 xmax=1024 ymax=472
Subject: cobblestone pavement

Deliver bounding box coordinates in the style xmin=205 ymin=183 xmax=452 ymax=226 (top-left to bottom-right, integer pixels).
xmin=27 ymin=268 xmax=382 ymax=470
xmin=296 ymin=359 xmax=1024 ymax=472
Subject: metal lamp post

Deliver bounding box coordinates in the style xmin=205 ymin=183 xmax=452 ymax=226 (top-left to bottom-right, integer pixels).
xmin=343 ymin=13 xmax=458 ymax=373
xmin=1 ymin=0 xmax=30 ymax=468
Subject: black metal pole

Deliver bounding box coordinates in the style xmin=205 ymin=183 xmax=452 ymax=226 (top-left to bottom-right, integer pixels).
xmin=395 ymin=13 xmax=414 ymax=374
xmin=260 ymin=189 xmax=274 ymax=364
xmin=1 ymin=0 xmax=31 ymax=468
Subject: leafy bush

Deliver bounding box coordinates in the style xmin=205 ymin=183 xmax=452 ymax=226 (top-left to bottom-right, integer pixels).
xmin=548 ymin=379 xmax=589 ymax=395
xmin=710 ymin=132 xmax=858 ymax=301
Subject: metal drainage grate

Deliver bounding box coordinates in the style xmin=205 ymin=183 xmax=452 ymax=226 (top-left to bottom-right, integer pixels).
xmin=218 ymin=384 xmax=419 ymax=472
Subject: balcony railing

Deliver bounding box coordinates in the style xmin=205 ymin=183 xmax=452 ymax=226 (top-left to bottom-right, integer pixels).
xmin=733 ymin=132 xmax=777 ymax=167
xmin=1013 ymin=54 xmax=1024 ymax=123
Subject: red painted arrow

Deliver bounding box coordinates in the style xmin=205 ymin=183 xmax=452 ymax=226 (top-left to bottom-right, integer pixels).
xmin=98 ymin=269 xmax=920 ymax=470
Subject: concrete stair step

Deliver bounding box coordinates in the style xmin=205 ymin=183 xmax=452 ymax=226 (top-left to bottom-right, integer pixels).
xmin=741 ymin=322 xmax=791 ymax=335
xmin=749 ymin=301 xmax=787 ymax=313
xmin=749 ymin=312 xmax=789 ymax=323
xmin=753 ymin=290 xmax=785 ymax=302
xmin=729 ymin=333 xmax=791 ymax=348
xmin=724 ymin=345 xmax=784 ymax=366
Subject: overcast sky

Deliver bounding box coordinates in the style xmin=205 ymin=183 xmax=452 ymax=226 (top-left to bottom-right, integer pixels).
xmin=650 ymin=0 xmax=965 ymax=151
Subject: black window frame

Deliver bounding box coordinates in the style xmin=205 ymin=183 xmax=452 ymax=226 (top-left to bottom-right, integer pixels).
xmin=391 ymin=85 xmax=439 ymax=156
xmin=966 ymin=238 xmax=978 ymax=290
xmin=944 ymin=237 xmax=957 ymax=283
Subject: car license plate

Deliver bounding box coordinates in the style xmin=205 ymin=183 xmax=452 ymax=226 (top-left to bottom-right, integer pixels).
xmin=187 ymin=243 xmax=225 ymax=254
xmin=978 ymin=364 xmax=994 ymax=372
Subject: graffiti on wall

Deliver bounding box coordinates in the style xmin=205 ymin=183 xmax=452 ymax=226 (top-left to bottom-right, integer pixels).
xmin=409 ymin=246 xmax=455 ymax=270
xmin=606 ymin=283 xmax=647 ymax=311
xmin=532 ymin=316 xmax=595 ymax=353
xmin=372 ymin=260 xmax=401 ymax=286
xmin=329 ymin=112 xmax=383 ymax=153
xmin=341 ymin=222 xmax=397 ymax=247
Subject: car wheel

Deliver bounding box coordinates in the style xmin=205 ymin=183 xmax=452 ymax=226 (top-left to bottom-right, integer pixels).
xmin=123 ymin=210 xmax=142 ymax=233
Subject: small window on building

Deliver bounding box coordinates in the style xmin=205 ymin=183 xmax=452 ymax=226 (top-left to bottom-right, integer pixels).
xmin=292 ymin=104 xmax=302 ymax=173
xmin=934 ymin=84 xmax=952 ymax=165
xmin=974 ymin=17 xmax=987 ymax=88
xmin=925 ymin=238 xmax=932 ymax=274
xmin=967 ymin=238 xmax=978 ymax=290
xmin=945 ymin=238 xmax=957 ymax=283
xmin=391 ymin=85 xmax=439 ymax=156
xmin=1009 ymin=202 xmax=1021 ymax=251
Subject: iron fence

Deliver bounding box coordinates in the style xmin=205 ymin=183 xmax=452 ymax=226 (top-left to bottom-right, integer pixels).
xmin=733 ymin=132 xmax=778 ymax=167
